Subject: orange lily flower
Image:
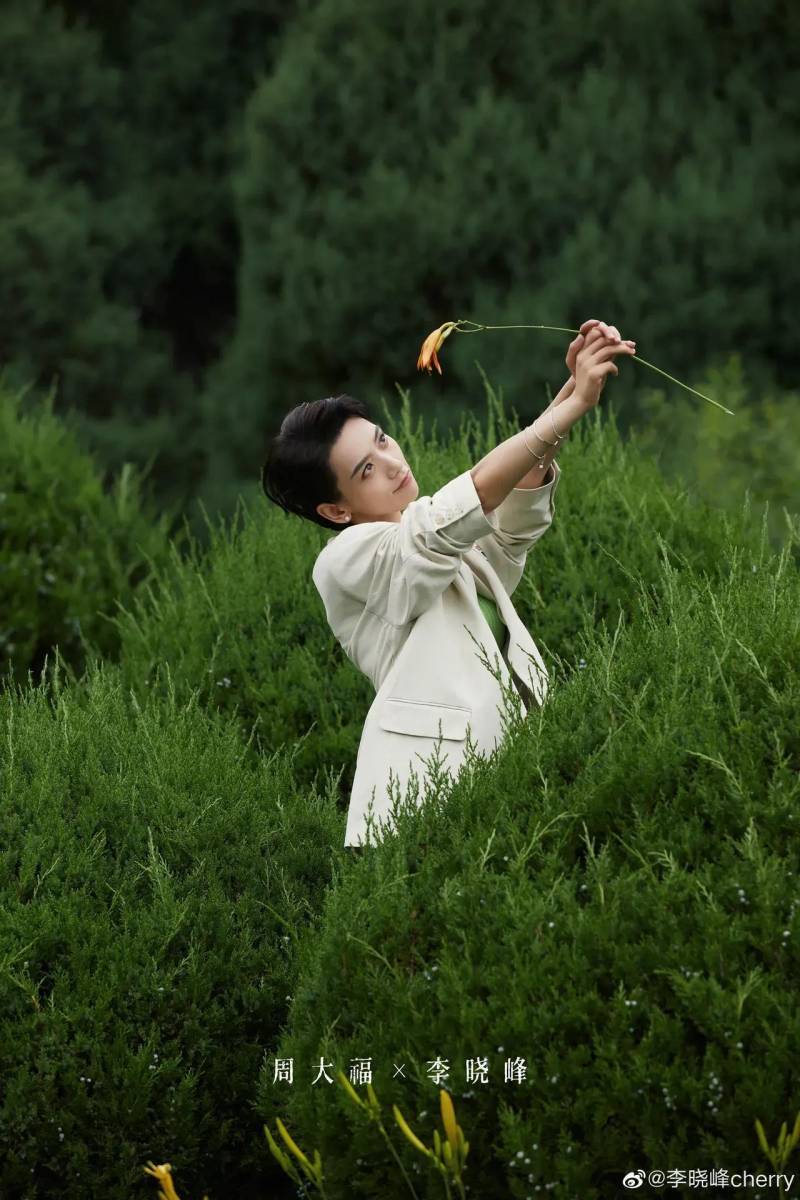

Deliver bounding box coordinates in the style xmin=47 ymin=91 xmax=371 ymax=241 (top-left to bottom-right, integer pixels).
xmin=416 ymin=321 xmax=457 ymax=375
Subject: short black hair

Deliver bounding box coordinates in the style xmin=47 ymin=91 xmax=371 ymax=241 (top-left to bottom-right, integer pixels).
xmin=260 ymin=393 xmax=375 ymax=532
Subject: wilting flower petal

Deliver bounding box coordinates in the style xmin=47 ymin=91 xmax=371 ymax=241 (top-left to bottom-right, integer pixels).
xmin=417 ymin=321 xmax=457 ymax=374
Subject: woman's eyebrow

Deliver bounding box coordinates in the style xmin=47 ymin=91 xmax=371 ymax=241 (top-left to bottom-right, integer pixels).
xmin=350 ymin=424 xmax=382 ymax=479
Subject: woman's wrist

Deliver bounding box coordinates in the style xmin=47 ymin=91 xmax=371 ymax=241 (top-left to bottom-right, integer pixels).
xmin=526 ymin=392 xmax=584 ymax=447
xmin=547 ymin=375 xmax=577 ymax=410
xmin=473 ymin=392 xmax=583 ymax=509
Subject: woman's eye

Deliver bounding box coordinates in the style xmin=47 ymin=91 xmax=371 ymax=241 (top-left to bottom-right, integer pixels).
xmin=363 ymin=433 xmax=388 ymax=477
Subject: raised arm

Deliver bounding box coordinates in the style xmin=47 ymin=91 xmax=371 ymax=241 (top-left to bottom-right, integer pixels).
xmin=471 ymin=330 xmax=635 ymax=512
xmin=470 ymin=391 xmax=584 ymax=513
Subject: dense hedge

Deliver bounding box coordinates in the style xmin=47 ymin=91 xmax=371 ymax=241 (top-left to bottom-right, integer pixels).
xmin=263 ymin=508 xmax=800 ymax=1198
xmin=3 ymin=373 xmax=797 ymax=1197
xmin=0 ymin=380 xmax=180 ymax=693
xmin=0 ymin=659 xmax=346 ymax=1199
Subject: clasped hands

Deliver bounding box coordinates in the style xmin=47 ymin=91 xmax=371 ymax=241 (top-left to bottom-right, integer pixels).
xmin=558 ymin=319 xmax=637 ymax=411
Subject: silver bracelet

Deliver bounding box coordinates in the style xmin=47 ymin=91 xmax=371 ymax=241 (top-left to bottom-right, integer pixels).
xmin=522 ymin=408 xmax=568 ymax=468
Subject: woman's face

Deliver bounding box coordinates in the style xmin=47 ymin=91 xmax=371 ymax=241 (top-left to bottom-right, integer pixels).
xmin=317 ymin=417 xmax=419 ymax=527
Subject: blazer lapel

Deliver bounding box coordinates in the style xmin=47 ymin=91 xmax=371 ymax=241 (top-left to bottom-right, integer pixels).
xmin=463 ymin=546 xmax=548 ymax=703
xmin=463 ymin=545 xmax=512 ymax=614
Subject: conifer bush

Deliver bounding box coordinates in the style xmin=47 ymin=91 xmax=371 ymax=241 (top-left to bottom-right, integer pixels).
xmin=0 ymin=380 xmax=179 ymax=693
xmin=0 ymin=657 xmax=347 ymax=1198
xmin=260 ymin=503 xmax=800 ymax=1198
xmin=2 ymin=374 xmax=796 ymax=1198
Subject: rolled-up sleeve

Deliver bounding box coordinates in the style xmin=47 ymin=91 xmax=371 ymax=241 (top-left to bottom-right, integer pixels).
xmin=473 ymin=458 xmax=562 ymax=597
xmin=313 ymin=468 xmax=501 ymax=627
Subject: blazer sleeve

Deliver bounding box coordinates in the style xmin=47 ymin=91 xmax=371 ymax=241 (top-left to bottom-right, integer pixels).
xmin=473 ymin=458 xmax=562 ymax=597
xmin=312 ymin=467 xmax=503 ymax=628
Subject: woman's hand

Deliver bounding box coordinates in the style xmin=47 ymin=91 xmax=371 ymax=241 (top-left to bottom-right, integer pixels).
xmin=566 ymin=319 xmax=635 ymax=378
xmin=573 ymin=326 xmax=637 ymax=410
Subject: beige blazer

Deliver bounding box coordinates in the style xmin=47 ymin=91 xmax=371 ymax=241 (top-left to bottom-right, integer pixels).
xmin=312 ymin=458 xmax=562 ymax=847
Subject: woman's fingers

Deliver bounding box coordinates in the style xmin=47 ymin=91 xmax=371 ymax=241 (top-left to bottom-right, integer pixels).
xmin=566 ymin=332 xmax=589 ymax=374
xmin=580 ymin=319 xmax=636 ymax=347
xmin=578 ymin=319 xmax=602 ymax=335
xmin=587 ymin=335 xmax=636 ymax=360
xmin=581 ymin=327 xmax=608 ymax=351
xmin=581 ymin=319 xmax=618 ymax=340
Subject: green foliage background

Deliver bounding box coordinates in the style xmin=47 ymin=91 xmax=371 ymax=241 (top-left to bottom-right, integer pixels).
xmin=0 ymin=0 xmax=797 ymax=532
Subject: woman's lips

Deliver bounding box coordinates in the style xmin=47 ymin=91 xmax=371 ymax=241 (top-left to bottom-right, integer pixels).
xmin=395 ymin=468 xmax=411 ymax=491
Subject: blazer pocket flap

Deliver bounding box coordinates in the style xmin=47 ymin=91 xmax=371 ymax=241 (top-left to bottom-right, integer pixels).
xmin=378 ymin=697 xmax=471 ymax=741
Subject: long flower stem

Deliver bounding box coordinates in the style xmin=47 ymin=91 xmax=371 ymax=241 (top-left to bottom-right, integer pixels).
xmin=451 ymin=319 xmax=735 ymax=416
xmin=455 ymin=322 xmax=577 ymax=335
xmin=376 ymin=1123 xmax=422 ymax=1199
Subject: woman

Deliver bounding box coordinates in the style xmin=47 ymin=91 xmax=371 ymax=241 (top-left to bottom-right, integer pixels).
xmin=261 ymin=320 xmax=635 ymax=849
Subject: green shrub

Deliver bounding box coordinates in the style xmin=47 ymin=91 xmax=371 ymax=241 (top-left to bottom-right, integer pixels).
xmin=630 ymin=353 xmax=800 ymax=554
xmin=3 ymin=371 xmax=796 ymax=1199
xmin=260 ymin=506 xmax=800 ymax=1198
xmin=0 ymin=657 xmax=349 ymax=1199
xmin=0 ymin=378 xmax=179 ymax=693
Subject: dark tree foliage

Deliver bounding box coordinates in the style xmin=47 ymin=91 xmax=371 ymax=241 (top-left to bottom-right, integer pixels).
xmin=0 ymin=0 xmax=301 ymax=522
xmin=0 ymin=0 xmax=797 ymax=531
xmin=222 ymin=0 xmax=799 ymax=481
